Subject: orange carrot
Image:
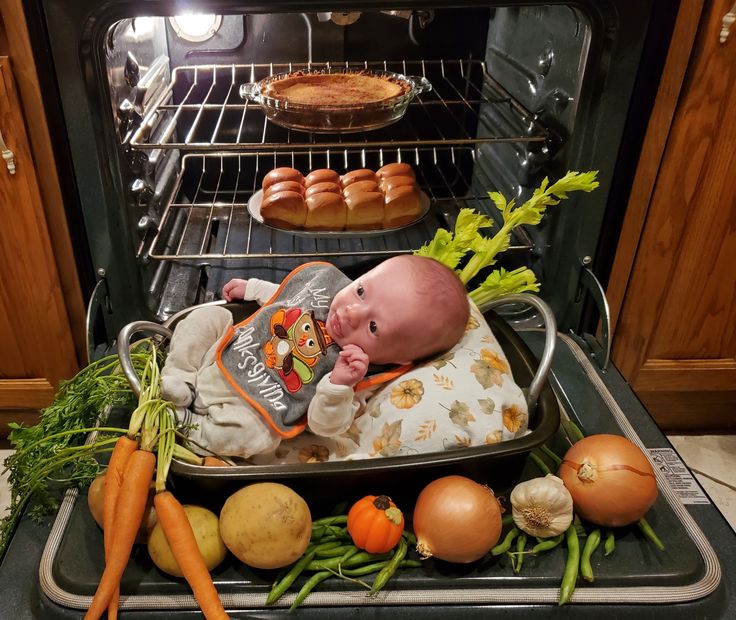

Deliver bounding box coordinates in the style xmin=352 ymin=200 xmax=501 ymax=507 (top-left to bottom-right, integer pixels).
xmin=154 ymin=490 xmax=229 ymax=620
xmin=203 ymin=456 xmax=230 ymax=467
xmin=85 ymin=449 xmax=156 ymax=620
xmin=103 ymin=435 xmax=138 ymax=620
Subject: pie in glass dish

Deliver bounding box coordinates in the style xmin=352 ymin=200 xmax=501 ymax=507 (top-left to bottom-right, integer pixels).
xmin=240 ymin=69 xmax=432 ymax=133
xmin=263 ymin=71 xmax=409 ymax=106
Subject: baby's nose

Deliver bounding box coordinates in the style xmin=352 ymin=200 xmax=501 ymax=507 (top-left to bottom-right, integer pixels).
xmin=345 ymin=303 xmax=365 ymax=325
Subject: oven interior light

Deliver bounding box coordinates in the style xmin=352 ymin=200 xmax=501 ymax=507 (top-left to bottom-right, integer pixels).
xmin=169 ymin=13 xmax=222 ymax=42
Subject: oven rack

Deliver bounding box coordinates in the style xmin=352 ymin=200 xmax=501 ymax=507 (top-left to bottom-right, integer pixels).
xmin=129 ymin=59 xmax=549 ymax=151
xmin=146 ymin=147 xmax=534 ymax=262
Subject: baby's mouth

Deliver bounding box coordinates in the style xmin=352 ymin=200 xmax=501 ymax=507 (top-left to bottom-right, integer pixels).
xmin=327 ymin=312 xmax=343 ymax=340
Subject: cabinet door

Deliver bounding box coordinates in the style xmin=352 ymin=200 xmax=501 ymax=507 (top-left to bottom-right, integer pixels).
xmin=611 ymin=0 xmax=736 ymax=430
xmin=0 ymin=56 xmax=78 ymax=433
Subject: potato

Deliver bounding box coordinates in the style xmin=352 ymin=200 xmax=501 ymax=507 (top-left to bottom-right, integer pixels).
xmin=219 ymin=482 xmax=312 ymax=569
xmin=87 ymin=472 xmax=158 ymax=544
xmin=147 ymin=505 xmax=227 ymax=577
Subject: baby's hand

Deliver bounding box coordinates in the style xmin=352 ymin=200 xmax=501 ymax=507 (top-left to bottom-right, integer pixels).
xmin=330 ymin=344 xmax=369 ymax=386
xmin=222 ymin=278 xmax=247 ymax=302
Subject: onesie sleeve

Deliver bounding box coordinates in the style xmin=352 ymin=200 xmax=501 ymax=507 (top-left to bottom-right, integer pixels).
xmin=243 ymin=279 xmax=280 ymax=305
xmin=307 ymin=373 xmax=362 ymax=437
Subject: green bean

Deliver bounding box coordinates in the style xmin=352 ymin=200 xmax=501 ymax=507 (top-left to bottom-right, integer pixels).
xmin=336 ymin=558 xmax=423 ymax=578
xmin=529 ymin=450 xmax=552 ymax=475
xmin=580 ymin=528 xmax=601 ymax=582
xmin=312 ymin=515 xmax=349 ymax=527
xmin=531 ymin=533 xmax=564 ymax=554
xmin=340 ymin=560 xmax=390 ymax=577
xmin=603 ymin=530 xmax=615 ymax=556
xmin=315 ymin=544 xmax=358 ymax=558
xmin=288 ymin=570 xmax=332 ymax=611
xmin=502 ymin=513 xmax=515 ymax=528
xmin=266 ymin=548 xmax=317 ymax=605
xmin=637 ymin=517 xmax=665 ymax=551
xmin=312 ymin=524 xmax=349 ymax=541
xmin=338 ymin=547 xmax=359 ymax=564
xmin=559 ymin=524 xmax=579 ymax=606
xmin=307 ymin=551 xmax=392 ymax=571
xmin=561 ymin=419 xmax=586 ymax=443
xmin=513 ymin=533 xmax=527 ymax=574
xmin=573 ymin=519 xmax=587 ymax=539
xmin=491 ymin=526 xmax=520 ymax=556
xmin=370 ymin=536 xmax=408 ymax=593
xmin=402 ymin=530 xmax=417 ymax=546
xmin=540 ymin=444 xmax=563 ymax=468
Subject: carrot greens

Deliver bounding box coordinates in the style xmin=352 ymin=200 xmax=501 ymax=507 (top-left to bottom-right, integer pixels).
xmin=0 ymin=343 xmax=155 ymax=556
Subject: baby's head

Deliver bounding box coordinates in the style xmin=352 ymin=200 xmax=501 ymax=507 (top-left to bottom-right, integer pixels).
xmin=326 ymin=255 xmax=469 ymax=365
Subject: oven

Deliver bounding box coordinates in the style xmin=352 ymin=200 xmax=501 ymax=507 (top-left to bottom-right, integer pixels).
xmin=29 ymin=0 xmax=676 ymax=354
xmin=2 ymin=0 xmax=735 ymax=618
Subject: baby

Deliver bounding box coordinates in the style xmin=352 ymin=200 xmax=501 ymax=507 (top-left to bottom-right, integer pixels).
xmin=161 ymin=255 xmax=469 ymax=460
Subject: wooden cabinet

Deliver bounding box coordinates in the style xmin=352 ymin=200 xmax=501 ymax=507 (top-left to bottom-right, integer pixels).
xmin=0 ymin=3 xmax=85 ymax=436
xmin=609 ymin=0 xmax=736 ymax=431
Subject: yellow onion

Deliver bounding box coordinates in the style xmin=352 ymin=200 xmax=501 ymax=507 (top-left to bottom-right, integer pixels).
xmin=413 ymin=475 xmax=502 ymax=563
xmin=558 ymin=434 xmax=658 ymax=527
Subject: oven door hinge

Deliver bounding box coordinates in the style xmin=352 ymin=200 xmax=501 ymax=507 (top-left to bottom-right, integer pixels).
xmin=85 ymin=270 xmax=113 ymax=364
xmin=571 ymin=260 xmax=611 ymax=371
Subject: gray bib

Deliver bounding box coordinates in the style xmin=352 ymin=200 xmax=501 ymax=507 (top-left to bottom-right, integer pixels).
xmin=216 ymin=262 xmax=350 ymax=437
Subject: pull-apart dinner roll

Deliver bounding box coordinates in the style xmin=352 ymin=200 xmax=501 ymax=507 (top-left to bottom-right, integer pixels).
xmin=264 ymin=180 xmax=305 ymax=197
xmin=262 ymin=167 xmax=304 ymax=192
xmin=305 ymin=192 xmax=347 ymax=230
xmin=377 ymin=162 xmax=415 ymax=181
xmin=305 ymin=168 xmax=341 ymax=188
xmin=305 ymin=181 xmax=342 ymax=198
xmin=383 ymin=185 xmax=422 ymax=229
xmin=260 ymin=190 xmax=306 ymax=229
xmin=345 ymin=191 xmax=384 ymax=230
xmin=379 ymin=174 xmax=417 ymax=193
xmin=340 ymin=169 xmax=378 ymax=189
xmin=343 ymin=179 xmax=380 ymax=197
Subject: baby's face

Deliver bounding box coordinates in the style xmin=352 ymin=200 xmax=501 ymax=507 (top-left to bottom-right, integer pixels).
xmin=326 ymin=259 xmax=427 ymax=365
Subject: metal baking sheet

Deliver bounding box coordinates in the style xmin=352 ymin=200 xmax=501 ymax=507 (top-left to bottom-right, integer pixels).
xmin=39 ymin=333 xmax=721 ymax=611
xmin=247 ymin=189 xmax=431 ymax=237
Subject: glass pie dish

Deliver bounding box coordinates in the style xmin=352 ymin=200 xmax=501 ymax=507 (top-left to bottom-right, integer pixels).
xmin=239 ymin=69 xmax=432 ymax=133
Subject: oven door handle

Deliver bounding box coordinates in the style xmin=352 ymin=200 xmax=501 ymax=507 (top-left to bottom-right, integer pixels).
xmin=481 ymin=293 xmax=556 ymax=416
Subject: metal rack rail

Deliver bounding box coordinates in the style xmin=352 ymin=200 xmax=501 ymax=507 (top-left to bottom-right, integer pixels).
xmin=147 ymin=146 xmax=533 ymax=262
xmin=129 ymin=59 xmax=549 ymax=151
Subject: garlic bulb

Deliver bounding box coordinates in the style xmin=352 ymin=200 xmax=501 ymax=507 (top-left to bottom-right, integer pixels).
xmin=510 ymin=474 xmax=574 ymax=538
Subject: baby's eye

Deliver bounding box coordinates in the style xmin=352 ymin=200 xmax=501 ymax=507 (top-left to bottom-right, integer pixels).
xmin=356 ymin=284 xmax=365 ymax=298
xmin=369 ymin=321 xmax=378 ymax=334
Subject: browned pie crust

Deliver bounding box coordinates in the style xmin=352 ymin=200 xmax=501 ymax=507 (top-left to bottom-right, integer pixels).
xmin=263 ymin=72 xmax=410 ymax=106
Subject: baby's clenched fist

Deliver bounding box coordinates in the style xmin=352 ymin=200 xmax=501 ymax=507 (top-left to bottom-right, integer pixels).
xmin=330 ymin=344 xmax=369 ymax=386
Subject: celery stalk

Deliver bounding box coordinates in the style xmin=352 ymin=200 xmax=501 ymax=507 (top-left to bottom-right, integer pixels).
xmin=469 ymin=267 xmax=540 ymax=307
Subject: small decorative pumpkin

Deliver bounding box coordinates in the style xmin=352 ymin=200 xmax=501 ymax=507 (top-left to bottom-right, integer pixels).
xmin=347 ymin=495 xmax=404 ymax=553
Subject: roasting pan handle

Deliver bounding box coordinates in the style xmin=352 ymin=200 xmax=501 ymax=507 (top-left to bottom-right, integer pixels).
xmin=481 ymin=294 xmax=556 ymax=416
xmin=117 ymin=321 xmax=174 ymax=398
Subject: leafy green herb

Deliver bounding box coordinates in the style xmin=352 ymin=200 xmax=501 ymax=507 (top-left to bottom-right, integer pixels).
xmin=416 ymin=171 xmax=599 ymax=304
xmin=0 ymin=346 xmax=152 ymax=556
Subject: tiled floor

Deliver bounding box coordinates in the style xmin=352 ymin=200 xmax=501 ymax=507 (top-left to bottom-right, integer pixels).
xmin=665 ymin=434 xmax=736 ymax=531
xmin=1 ymin=437 xmax=734 ymax=532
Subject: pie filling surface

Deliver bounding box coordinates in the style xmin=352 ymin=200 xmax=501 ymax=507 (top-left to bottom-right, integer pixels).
xmin=264 ymin=73 xmax=408 ymax=106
